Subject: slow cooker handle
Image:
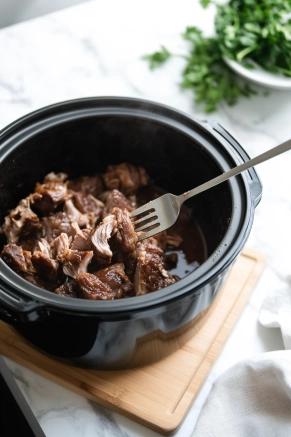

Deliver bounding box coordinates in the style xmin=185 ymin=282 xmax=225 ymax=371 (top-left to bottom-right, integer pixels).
xmin=0 ymin=284 xmax=41 ymax=324
xmin=206 ymin=121 xmax=262 ymax=207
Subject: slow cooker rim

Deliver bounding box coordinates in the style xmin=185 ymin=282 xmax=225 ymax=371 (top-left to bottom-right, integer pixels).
xmin=0 ymin=96 xmax=254 ymax=316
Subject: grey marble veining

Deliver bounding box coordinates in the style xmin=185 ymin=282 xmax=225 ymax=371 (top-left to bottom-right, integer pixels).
xmin=0 ymin=0 xmax=291 ymax=436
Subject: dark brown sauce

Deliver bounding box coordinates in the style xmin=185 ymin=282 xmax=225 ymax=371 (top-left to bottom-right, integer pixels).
xmin=165 ymin=220 xmax=207 ymax=278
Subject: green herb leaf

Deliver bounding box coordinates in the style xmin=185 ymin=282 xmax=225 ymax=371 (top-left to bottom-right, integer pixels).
xmin=215 ymin=0 xmax=291 ymax=76
xmin=143 ymin=46 xmax=172 ymax=70
xmin=144 ymin=26 xmax=256 ymax=113
xmin=143 ymin=0 xmax=291 ymax=112
xmin=200 ymin=0 xmax=212 ymax=8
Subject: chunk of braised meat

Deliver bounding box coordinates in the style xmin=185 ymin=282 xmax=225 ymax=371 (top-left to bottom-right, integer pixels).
xmin=93 ymin=263 xmax=133 ymax=298
xmin=73 ymin=192 xmax=104 ymax=226
xmin=31 ymin=238 xmax=59 ymax=283
xmin=31 ymin=252 xmax=59 ymax=282
xmin=88 ymin=207 xmax=137 ymax=271
xmin=102 ymin=189 xmax=135 ymax=218
xmin=50 ymin=232 xmax=93 ymax=279
xmin=29 ymin=179 xmax=71 ymax=215
xmin=44 ymin=172 xmax=68 ymax=183
xmin=0 ymin=244 xmax=55 ymax=290
xmin=2 ymin=199 xmax=42 ymax=245
xmin=77 ymin=273 xmax=114 ymax=300
xmin=113 ymin=207 xmax=137 ymax=254
xmin=31 ymin=237 xmax=59 ymax=282
xmin=1 ymin=244 xmax=28 ymax=273
xmin=134 ymin=239 xmax=176 ymax=296
xmin=62 ymin=249 xmax=94 ymax=279
xmin=70 ymin=224 xmax=91 ymax=251
xmin=34 ymin=238 xmax=57 ymax=258
xmin=64 ymin=199 xmax=90 ymax=228
xmin=35 ymin=238 xmax=51 ymax=256
xmin=90 ymin=213 xmax=117 ymax=265
xmin=68 ymin=175 xmax=104 ymax=198
xmin=54 ymin=278 xmax=82 ymax=298
xmin=21 ymin=271 xmax=56 ymax=291
xmin=1 ymin=166 xmax=187 ymax=299
xmin=42 ymin=212 xmax=72 ymax=242
xmin=74 ymin=192 xmax=104 ymax=214
xmin=23 ymin=250 xmax=36 ymax=273
xmin=103 ymin=163 xmax=149 ymax=195
xmin=50 ymin=232 xmax=70 ymax=261
xmin=162 ymin=253 xmax=178 ymax=270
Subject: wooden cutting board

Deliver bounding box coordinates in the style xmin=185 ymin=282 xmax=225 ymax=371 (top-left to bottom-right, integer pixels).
xmin=0 ymin=248 xmax=266 ymax=435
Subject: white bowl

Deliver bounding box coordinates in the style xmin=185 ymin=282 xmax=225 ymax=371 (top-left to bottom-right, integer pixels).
xmin=223 ymin=56 xmax=291 ymax=90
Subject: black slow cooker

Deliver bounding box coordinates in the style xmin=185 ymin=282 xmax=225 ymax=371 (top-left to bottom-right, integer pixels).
xmin=0 ymin=97 xmax=262 ymax=369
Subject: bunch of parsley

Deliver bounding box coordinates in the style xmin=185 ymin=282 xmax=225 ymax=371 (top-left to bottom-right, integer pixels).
xmin=214 ymin=0 xmax=291 ymax=74
xmin=143 ymin=0 xmax=291 ymax=113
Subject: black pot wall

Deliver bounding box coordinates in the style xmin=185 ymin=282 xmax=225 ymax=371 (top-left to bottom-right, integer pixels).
xmin=13 ymin=269 xmax=230 ymax=369
xmin=0 ymin=97 xmax=262 ymax=369
xmin=1 ymin=115 xmax=231 ymax=254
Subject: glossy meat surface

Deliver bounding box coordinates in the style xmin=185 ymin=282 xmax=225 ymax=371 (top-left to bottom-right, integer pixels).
xmin=0 ymin=163 xmax=197 ymax=300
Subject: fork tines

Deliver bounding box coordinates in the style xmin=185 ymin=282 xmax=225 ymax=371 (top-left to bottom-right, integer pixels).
xmin=130 ymin=205 xmax=161 ymax=240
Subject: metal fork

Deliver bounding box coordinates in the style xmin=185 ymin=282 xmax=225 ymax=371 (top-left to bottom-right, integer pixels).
xmin=130 ymin=139 xmax=291 ymax=241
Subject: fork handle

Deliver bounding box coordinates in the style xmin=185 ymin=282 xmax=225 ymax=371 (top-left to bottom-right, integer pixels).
xmin=178 ymin=139 xmax=291 ymax=204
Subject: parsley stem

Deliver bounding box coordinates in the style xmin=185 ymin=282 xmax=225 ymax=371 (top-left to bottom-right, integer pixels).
xmin=236 ymin=45 xmax=257 ymax=62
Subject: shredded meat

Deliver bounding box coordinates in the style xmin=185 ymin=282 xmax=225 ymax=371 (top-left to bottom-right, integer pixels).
xmin=31 ymin=251 xmax=59 ymax=282
xmin=44 ymin=172 xmax=68 ymax=183
xmin=42 ymin=212 xmax=73 ymax=243
xmin=113 ymin=207 xmax=137 ymax=254
xmin=23 ymin=250 xmax=35 ymax=273
xmin=68 ymin=175 xmax=104 ymax=197
xmin=1 ymin=243 xmax=55 ymax=290
xmin=50 ymin=232 xmax=93 ymax=279
xmin=89 ymin=213 xmax=117 ymax=265
xmin=51 ymin=233 xmax=71 ymax=261
xmin=30 ymin=180 xmax=72 ymax=214
xmin=2 ymin=199 xmax=42 ymax=245
xmin=74 ymin=192 xmax=104 ymax=226
xmin=70 ymin=224 xmax=91 ymax=251
xmin=36 ymin=238 xmax=52 ymax=257
xmin=102 ymin=189 xmax=135 ymax=218
xmin=103 ymin=163 xmax=149 ymax=195
xmin=62 ymin=249 xmax=94 ymax=279
xmin=30 ymin=237 xmax=59 ymax=281
xmin=64 ymin=199 xmax=90 ymax=228
xmin=0 ymin=162 xmax=196 ymax=299
xmin=134 ymin=240 xmax=176 ymax=296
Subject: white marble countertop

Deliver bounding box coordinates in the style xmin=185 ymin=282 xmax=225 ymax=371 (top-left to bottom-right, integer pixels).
xmin=0 ymin=1 xmax=290 ymax=436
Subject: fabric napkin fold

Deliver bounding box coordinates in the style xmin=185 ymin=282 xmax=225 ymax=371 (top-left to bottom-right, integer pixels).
xmin=192 ymin=351 xmax=291 ymax=437
xmin=192 ymin=285 xmax=291 ymax=437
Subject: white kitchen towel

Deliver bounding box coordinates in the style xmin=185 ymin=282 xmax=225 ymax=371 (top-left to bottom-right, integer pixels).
xmin=259 ymin=286 xmax=291 ymax=349
xmin=192 ymin=350 xmax=291 ymax=437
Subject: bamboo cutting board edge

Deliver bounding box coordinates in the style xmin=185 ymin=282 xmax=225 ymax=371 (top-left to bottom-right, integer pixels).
xmin=0 ymin=248 xmax=266 ymax=435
